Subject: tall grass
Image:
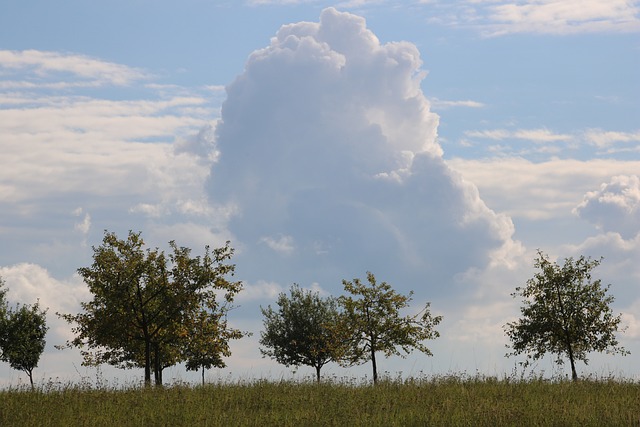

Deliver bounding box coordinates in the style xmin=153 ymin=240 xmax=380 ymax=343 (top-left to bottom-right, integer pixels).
xmin=1 ymin=374 xmax=639 ymax=426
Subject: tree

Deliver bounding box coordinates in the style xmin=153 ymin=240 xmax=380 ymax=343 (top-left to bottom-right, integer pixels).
xmin=59 ymin=230 xmax=244 ymax=386
xmin=0 ymin=301 xmax=49 ymax=389
xmin=183 ymin=307 xmax=243 ymax=385
xmin=338 ymin=272 xmax=442 ymax=384
xmin=504 ymin=250 xmax=628 ymax=381
xmin=260 ymin=284 xmax=345 ymax=382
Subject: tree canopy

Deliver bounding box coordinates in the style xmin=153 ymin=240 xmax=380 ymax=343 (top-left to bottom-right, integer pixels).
xmin=59 ymin=230 xmax=244 ymax=386
xmin=0 ymin=277 xmax=49 ymax=389
xmin=504 ymin=250 xmax=628 ymax=381
xmin=260 ymin=284 xmax=345 ymax=382
xmin=338 ymin=272 xmax=442 ymax=384
xmin=183 ymin=306 xmax=243 ymax=385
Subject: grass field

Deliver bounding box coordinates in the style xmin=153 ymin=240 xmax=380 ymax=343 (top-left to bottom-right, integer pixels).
xmin=1 ymin=374 xmax=639 ymax=426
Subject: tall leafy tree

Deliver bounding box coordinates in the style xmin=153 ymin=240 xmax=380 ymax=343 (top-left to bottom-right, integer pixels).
xmin=260 ymin=284 xmax=345 ymax=382
xmin=338 ymin=272 xmax=442 ymax=384
xmin=0 ymin=300 xmax=49 ymax=389
xmin=60 ymin=230 xmax=244 ymax=386
xmin=504 ymin=250 xmax=628 ymax=381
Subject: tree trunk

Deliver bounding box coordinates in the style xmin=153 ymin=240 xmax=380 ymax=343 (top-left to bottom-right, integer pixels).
xmin=153 ymin=346 xmax=159 ymax=385
xmin=315 ymin=365 xmax=321 ymax=383
xmin=371 ymin=347 xmax=378 ymax=384
xmin=144 ymin=339 xmax=151 ymax=386
xmin=153 ymin=344 xmax=163 ymax=386
xmin=553 ymin=276 xmax=578 ymax=382
xmin=27 ymin=369 xmax=34 ymax=390
xmin=568 ymin=350 xmax=578 ymax=382
xmin=202 ymin=366 xmax=205 ymax=386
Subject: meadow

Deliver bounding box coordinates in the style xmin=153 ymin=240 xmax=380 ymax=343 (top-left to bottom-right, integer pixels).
xmin=1 ymin=374 xmax=639 ymax=426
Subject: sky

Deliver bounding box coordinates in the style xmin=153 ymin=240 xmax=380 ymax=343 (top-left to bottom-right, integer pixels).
xmin=1 ymin=0 xmax=639 ymax=386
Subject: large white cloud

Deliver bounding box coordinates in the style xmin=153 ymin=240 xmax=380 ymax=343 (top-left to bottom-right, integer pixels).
xmin=208 ymin=7 xmax=520 ymax=297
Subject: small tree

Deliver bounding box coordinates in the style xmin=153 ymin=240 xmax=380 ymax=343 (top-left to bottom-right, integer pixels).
xmin=504 ymin=250 xmax=628 ymax=381
xmin=260 ymin=284 xmax=345 ymax=382
xmin=1 ymin=301 xmax=49 ymax=389
xmin=184 ymin=307 xmax=244 ymax=385
xmin=338 ymin=272 xmax=442 ymax=384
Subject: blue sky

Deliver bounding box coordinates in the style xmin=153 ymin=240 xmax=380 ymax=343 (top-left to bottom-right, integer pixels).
xmin=1 ymin=0 xmax=639 ymax=385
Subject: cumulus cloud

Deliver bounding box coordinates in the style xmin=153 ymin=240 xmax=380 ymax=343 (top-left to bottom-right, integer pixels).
xmin=574 ymin=175 xmax=640 ymax=239
xmin=174 ymin=122 xmax=219 ymax=161
xmin=208 ymin=7 xmax=519 ymax=296
xmin=73 ymin=208 xmax=91 ymax=233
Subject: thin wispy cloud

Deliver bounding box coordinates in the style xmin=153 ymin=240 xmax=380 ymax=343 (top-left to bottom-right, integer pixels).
xmin=584 ymin=129 xmax=640 ymax=148
xmin=484 ymin=0 xmax=640 ymax=36
xmin=465 ymin=128 xmax=572 ymax=142
xmin=245 ymin=0 xmax=640 ymax=35
xmin=0 ymin=49 xmax=149 ymax=87
xmin=425 ymin=0 xmax=640 ymax=35
xmin=430 ymin=98 xmax=486 ymax=109
xmin=462 ymin=127 xmax=640 ymax=158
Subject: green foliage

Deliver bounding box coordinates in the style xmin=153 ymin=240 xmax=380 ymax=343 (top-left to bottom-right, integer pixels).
xmin=260 ymin=284 xmax=345 ymax=382
xmin=338 ymin=272 xmax=442 ymax=383
xmin=0 ymin=277 xmax=49 ymax=390
xmin=59 ymin=230 xmax=244 ymax=386
xmin=183 ymin=307 xmax=244 ymax=385
xmin=505 ymin=250 xmax=628 ymax=381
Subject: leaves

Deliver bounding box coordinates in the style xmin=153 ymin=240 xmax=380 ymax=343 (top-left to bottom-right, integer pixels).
xmin=260 ymin=284 xmax=344 ymax=382
xmin=0 ymin=292 xmax=48 ymax=388
xmin=59 ymin=230 xmax=245 ymax=386
xmin=338 ymin=272 xmax=442 ymax=383
xmin=504 ymin=250 xmax=628 ymax=380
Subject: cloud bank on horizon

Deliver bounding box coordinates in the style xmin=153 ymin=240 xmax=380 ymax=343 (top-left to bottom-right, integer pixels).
xmin=1 ymin=2 xmax=639 ymax=384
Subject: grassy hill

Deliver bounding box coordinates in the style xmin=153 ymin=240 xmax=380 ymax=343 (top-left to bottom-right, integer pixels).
xmin=1 ymin=374 xmax=639 ymax=426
